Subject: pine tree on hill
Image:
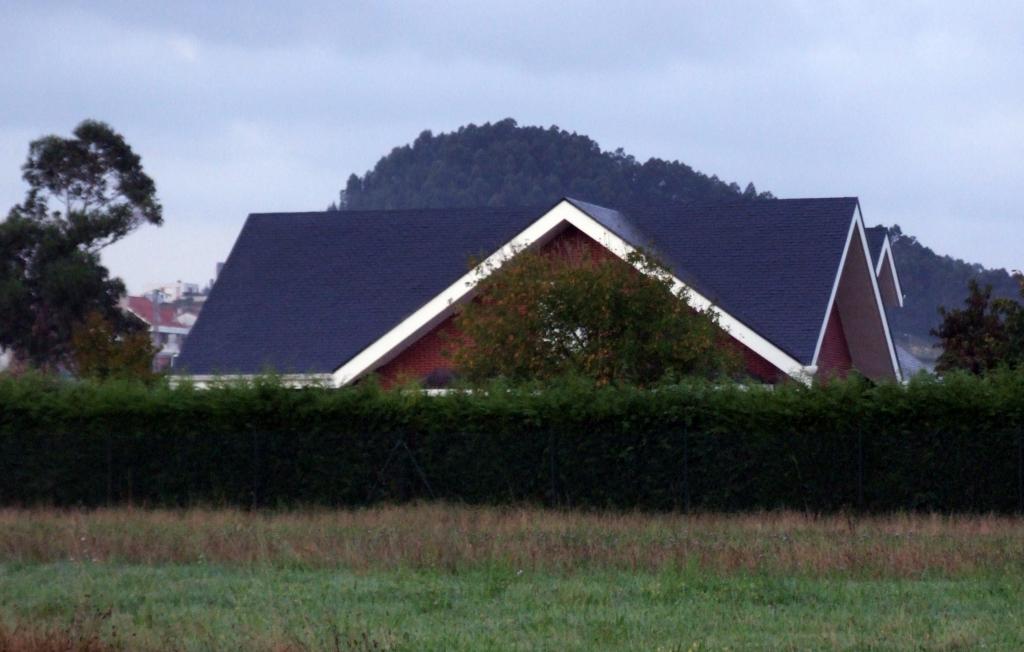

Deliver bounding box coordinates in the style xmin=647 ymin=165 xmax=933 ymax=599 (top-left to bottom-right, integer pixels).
xmin=339 ymin=118 xmax=771 ymax=210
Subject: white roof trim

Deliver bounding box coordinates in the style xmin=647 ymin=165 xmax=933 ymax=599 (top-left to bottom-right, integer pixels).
xmin=855 ymin=207 xmax=902 ymax=381
xmin=811 ymin=203 xmax=901 ymax=381
xmin=122 ymin=306 xmax=189 ymax=334
xmin=332 ymin=199 xmax=812 ymax=386
xmin=155 ymin=325 xmax=189 ymax=335
xmin=811 ymin=216 xmax=857 ymax=367
xmin=170 ymin=373 xmax=332 ymax=389
xmin=875 ymin=236 xmax=904 ymax=307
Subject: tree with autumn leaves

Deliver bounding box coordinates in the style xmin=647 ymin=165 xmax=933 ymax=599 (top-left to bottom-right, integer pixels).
xmin=70 ymin=311 xmax=158 ymax=382
xmin=448 ymin=242 xmax=740 ymax=387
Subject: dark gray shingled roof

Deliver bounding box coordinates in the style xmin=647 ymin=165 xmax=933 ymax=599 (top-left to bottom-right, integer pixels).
xmin=865 ymin=226 xmax=888 ymax=268
xmin=176 ymin=198 xmax=859 ymax=375
xmin=175 ymin=207 xmax=540 ymax=375
xmin=570 ymin=197 xmax=858 ymax=363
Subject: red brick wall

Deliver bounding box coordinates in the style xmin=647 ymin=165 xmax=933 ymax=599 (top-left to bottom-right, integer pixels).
xmin=876 ymin=255 xmax=900 ymax=307
xmin=738 ymin=343 xmax=785 ymax=383
xmin=374 ymin=225 xmax=793 ymax=385
xmin=834 ymin=233 xmax=895 ymax=380
xmin=539 ymin=225 xmax=616 ymax=262
xmin=376 ymin=315 xmax=460 ymax=387
xmin=817 ymin=304 xmax=853 ymax=379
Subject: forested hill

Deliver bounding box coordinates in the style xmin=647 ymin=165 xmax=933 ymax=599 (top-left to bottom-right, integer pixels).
xmin=335 ymin=119 xmax=771 ymax=210
xmin=333 ymin=119 xmax=1018 ymax=351
xmin=887 ymin=227 xmax=1019 ymax=356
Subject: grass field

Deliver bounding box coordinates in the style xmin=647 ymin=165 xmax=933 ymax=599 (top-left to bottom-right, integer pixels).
xmin=1 ymin=505 xmax=1024 ymax=650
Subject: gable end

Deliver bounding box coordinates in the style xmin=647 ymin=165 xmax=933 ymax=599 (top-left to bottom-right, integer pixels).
xmin=333 ymin=199 xmax=813 ymax=386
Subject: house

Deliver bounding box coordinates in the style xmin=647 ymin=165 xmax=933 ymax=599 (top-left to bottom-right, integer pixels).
xmin=148 ymin=280 xmax=203 ymax=303
xmin=175 ymin=197 xmax=907 ymax=386
xmin=122 ymin=295 xmax=193 ymax=371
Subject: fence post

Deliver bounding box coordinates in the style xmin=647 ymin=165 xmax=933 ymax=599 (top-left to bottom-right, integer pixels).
xmin=251 ymin=429 xmax=261 ymax=509
xmin=402 ymin=438 xmax=435 ymax=500
xmin=682 ymin=425 xmax=690 ymax=514
xmin=1018 ymin=426 xmax=1023 ymax=514
xmin=857 ymin=427 xmax=864 ymax=511
xmin=106 ymin=430 xmax=113 ymax=506
xmin=548 ymin=429 xmax=558 ymax=507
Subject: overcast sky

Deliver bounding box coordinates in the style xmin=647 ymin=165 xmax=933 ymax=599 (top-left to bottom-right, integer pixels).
xmin=1 ymin=1 xmax=1021 ymax=292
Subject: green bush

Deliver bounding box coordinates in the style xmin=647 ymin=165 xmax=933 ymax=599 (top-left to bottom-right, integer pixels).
xmin=1 ymin=371 xmax=1023 ymax=512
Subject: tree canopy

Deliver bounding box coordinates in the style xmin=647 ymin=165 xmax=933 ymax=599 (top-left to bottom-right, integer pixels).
xmin=448 ymin=241 xmax=740 ymax=386
xmin=71 ymin=311 xmax=158 ymax=382
xmin=932 ymin=276 xmax=1024 ymax=374
xmin=0 ymin=120 xmax=162 ymax=370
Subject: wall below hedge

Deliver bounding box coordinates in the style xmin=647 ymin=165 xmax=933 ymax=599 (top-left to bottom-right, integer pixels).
xmin=2 ymin=373 xmax=1023 ymax=512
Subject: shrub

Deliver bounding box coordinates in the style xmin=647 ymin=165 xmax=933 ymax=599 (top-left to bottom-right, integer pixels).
xmin=1 ymin=371 xmax=1023 ymax=512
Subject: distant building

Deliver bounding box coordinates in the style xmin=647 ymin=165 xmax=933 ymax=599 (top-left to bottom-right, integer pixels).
xmin=122 ymin=295 xmax=193 ymax=371
xmin=146 ymin=280 xmax=204 ymax=303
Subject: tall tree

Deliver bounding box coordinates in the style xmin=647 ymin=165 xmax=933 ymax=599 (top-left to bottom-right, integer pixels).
xmin=1007 ymin=271 xmax=1024 ymax=364
xmin=0 ymin=120 xmax=162 ymax=369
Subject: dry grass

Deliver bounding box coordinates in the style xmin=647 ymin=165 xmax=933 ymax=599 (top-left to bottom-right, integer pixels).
xmin=0 ymin=629 xmax=109 ymax=652
xmin=1 ymin=504 xmax=1022 ymax=578
xmin=0 ymin=615 xmax=112 ymax=652
xmin=0 ymin=618 xmax=392 ymax=652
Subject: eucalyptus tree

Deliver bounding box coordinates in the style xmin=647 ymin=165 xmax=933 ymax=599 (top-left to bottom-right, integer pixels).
xmin=0 ymin=120 xmax=162 ymax=369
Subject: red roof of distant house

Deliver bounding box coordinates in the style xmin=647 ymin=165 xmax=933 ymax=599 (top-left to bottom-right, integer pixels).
xmin=125 ymin=296 xmax=189 ymax=329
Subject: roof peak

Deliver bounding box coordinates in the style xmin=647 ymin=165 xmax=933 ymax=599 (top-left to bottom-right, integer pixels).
xmin=246 ymin=196 xmax=860 ymax=221
xmin=246 ymin=206 xmax=549 ymax=219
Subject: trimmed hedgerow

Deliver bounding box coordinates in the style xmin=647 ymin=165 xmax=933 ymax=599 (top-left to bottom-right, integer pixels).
xmin=1 ymin=372 xmax=1023 ymax=512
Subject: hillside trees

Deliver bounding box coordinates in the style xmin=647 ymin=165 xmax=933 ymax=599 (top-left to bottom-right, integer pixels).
xmin=341 ymin=119 xmax=772 ymax=211
xmin=0 ymin=120 xmax=162 ymax=371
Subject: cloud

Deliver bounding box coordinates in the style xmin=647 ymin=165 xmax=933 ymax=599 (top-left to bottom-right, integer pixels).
xmin=168 ymin=35 xmax=201 ymax=63
xmin=0 ymin=0 xmax=1021 ymax=291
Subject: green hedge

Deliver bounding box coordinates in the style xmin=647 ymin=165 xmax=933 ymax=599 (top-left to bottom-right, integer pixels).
xmin=2 ymin=372 xmax=1023 ymax=512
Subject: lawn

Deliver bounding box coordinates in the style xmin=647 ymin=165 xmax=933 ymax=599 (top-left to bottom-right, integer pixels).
xmin=1 ymin=505 xmax=1023 ymax=650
